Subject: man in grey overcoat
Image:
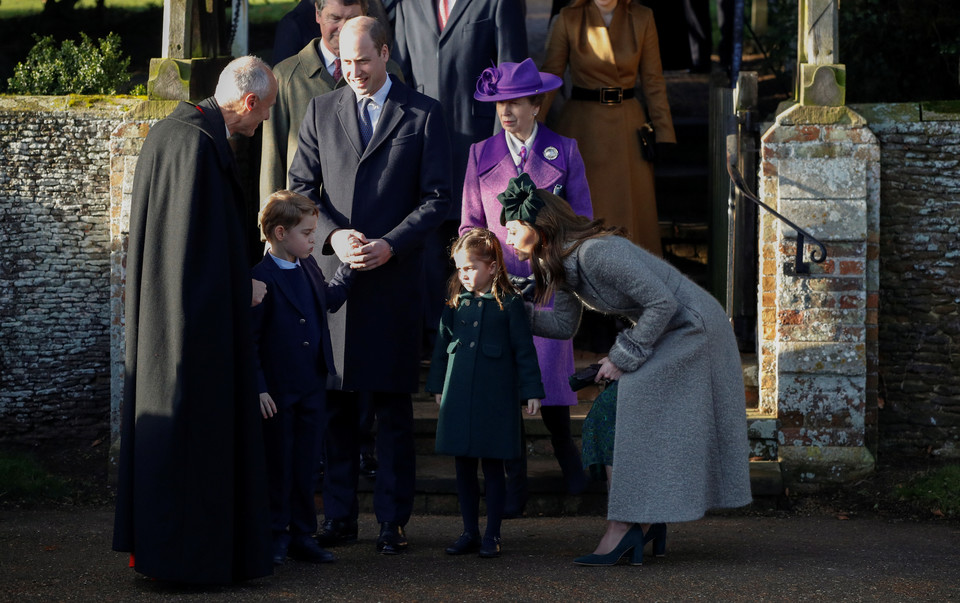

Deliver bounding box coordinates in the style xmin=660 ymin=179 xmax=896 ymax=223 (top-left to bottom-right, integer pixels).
xmin=287 ymin=16 xmax=452 ymax=555
xmin=393 ymin=0 xmax=528 ymax=354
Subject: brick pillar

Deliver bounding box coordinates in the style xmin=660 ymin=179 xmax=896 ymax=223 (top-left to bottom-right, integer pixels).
xmin=108 ymin=102 xmax=177 ymax=478
xmin=758 ymin=104 xmax=880 ymax=490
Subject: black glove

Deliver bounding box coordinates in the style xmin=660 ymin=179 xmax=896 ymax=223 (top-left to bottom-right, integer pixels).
xmin=508 ymin=274 xmax=536 ymax=302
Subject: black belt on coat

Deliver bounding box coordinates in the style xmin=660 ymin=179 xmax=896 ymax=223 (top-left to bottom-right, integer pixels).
xmin=570 ymin=86 xmax=635 ymax=104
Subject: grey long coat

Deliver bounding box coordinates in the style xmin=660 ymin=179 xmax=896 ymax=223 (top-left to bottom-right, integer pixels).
xmin=530 ymin=236 xmax=752 ymax=523
xmin=393 ymin=0 xmax=528 ymax=214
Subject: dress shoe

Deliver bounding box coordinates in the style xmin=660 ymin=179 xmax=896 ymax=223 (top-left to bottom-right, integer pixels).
xmin=444 ymin=532 xmax=481 ymax=555
xmin=376 ymin=522 xmax=408 ymax=555
xmin=359 ymin=451 xmax=378 ymax=478
xmin=573 ymin=523 xmax=666 ymax=566
xmin=315 ymin=518 xmax=358 ymax=547
xmin=478 ymin=535 xmax=501 ymax=558
xmin=288 ymin=537 xmax=336 ymax=563
xmin=272 ymin=533 xmax=291 ymax=565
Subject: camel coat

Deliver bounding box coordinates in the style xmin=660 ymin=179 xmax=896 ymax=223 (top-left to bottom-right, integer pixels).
xmin=541 ymin=0 xmax=675 ymax=255
xmin=529 ymin=236 xmax=752 ymax=522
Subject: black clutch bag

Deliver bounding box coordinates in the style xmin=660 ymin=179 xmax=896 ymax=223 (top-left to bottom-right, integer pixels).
xmin=637 ymin=122 xmax=656 ymax=162
xmin=568 ymin=364 xmax=601 ymax=391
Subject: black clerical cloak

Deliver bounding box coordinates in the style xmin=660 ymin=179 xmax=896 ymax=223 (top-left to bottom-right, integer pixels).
xmin=112 ymin=98 xmax=272 ymax=584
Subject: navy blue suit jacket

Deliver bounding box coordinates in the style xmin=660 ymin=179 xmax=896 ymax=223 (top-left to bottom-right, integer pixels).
xmin=250 ymin=253 xmax=352 ymax=407
xmin=287 ymin=77 xmax=452 ymax=393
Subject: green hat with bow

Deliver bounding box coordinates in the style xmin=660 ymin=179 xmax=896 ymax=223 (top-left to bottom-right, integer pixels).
xmin=497 ymin=172 xmax=544 ymax=226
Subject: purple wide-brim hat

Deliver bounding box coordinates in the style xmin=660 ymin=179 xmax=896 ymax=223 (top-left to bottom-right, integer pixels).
xmin=474 ymin=58 xmax=563 ymax=102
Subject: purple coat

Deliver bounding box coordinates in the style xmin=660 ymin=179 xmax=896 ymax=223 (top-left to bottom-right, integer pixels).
xmin=460 ymin=126 xmax=592 ymax=406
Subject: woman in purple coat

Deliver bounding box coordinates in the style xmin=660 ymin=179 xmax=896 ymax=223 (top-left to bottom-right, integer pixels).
xmin=460 ymin=58 xmax=594 ymax=513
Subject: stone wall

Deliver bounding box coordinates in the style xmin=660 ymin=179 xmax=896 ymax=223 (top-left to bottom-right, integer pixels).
xmin=853 ymin=102 xmax=960 ymax=459
xmin=0 ymin=96 xmax=144 ymax=447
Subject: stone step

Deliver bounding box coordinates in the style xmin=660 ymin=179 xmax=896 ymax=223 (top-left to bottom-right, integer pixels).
xmin=351 ymin=456 xmax=783 ymax=517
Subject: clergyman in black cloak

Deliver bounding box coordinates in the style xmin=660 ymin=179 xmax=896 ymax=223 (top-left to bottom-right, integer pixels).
xmin=113 ymin=56 xmax=278 ymax=585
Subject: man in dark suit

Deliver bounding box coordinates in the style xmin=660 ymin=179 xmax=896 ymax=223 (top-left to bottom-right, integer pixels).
xmin=113 ymin=56 xmax=278 ymax=584
xmin=392 ymin=0 xmax=527 ymax=357
xmin=287 ymin=16 xmax=452 ymax=555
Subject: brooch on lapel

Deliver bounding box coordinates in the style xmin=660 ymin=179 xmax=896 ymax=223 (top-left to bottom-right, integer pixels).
xmin=543 ymin=146 xmax=559 ymax=160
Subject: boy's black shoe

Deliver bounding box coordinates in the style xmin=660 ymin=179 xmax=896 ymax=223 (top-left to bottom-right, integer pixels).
xmin=288 ymin=537 xmax=336 ymax=563
xmin=272 ymin=534 xmax=290 ymax=565
xmin=316 ymin=518 xmax=359 ymax=547
xmin=376 ymin=522 xmax=408 ymax=555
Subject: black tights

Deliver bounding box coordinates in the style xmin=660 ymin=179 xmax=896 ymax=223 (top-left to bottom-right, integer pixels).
xmin=455 ymin=456 xmax=506 ymax=539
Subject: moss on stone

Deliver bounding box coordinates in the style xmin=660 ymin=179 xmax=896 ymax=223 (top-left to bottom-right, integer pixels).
xmin=776 ymin=103 xmax=867 ymax=127
xmin=849 ymin=103 xmax=922 ymax=125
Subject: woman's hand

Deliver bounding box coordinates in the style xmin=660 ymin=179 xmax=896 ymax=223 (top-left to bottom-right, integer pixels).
xmin=597 ymin=356 xmax=623 ymax=381
xmin=526 ymin=398 xmax=542 ymax=416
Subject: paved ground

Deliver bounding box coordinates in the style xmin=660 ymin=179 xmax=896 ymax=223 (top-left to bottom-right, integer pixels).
xmin=1 ymin=507 xmax=958 ymax=601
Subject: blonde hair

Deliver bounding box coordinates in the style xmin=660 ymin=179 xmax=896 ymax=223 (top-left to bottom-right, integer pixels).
xmin=258 ymin=190 xmax=319 ymax=242
xmin=446 ymin=228 xmax=517 ymax=310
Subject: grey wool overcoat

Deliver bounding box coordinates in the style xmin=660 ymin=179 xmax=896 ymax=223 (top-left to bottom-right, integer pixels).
xmin=530 ymin=236 xmax=752 ymax=522
xmin=426 ymin=292 xmax=545 ymax=459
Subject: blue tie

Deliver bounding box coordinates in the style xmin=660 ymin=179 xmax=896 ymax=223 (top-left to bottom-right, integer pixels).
xmin=358 ymin=97 xmax=373 ymax=148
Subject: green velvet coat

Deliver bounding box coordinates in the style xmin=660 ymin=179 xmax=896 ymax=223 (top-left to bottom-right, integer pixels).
xmin=426 ymin=291 xmax=545 ymax=459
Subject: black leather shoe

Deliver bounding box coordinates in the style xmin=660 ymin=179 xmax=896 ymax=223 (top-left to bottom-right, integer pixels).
xmin=359 ymin=451 xmax=378 ymax=478
xmin=288 ymin=537 xmax=336 ymax=563
xmin=316 ymin=518 xmax=358 ymax=547
xmin=444 ymin=532 xmax=481 ymax=555
xmin=479 ymin=535 xmax=502 ymax=558
xmin=272 ymin=534 xmax=290 ymax=565
xmin=376 ymin=522 xmax=408 ymax=555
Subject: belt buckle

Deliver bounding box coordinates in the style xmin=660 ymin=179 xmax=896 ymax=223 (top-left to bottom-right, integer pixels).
xmin=600 ymin=87 xmax=622 ymax=104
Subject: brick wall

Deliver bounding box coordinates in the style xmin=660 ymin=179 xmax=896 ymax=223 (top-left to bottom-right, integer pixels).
xmin=854 ymin=103 xmax=960 ymax=459
xmin=0 ymin=97 xmax=143 ymax=447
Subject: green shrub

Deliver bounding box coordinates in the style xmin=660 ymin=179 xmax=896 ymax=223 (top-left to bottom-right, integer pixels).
xmin=7 ymin=31 xmax=132 ymax=95
xmin=0 ymin=451 xmax=70 ymax=503
xmin=896 ymin=464 xmax=960 ymax=518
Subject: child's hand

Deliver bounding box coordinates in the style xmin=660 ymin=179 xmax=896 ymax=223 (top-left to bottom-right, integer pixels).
xmin=525 ymin=398 xmax=541 ymax=416
xmin=434 ymin=394 xmax=441 ymax=405
xmin=259 ymin=392 xmax=277 ymax=419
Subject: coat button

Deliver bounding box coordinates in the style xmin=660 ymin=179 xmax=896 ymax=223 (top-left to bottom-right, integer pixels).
xmin=469 ymin=341 xmax=475 ymax=348
xmin=478 ymin=300 xmax=483 ymax=307
xmin=302 ymin=341 xmax=310 ymax=347
xmin=464 ymin=299 xmax=471 ymax=306
xmin=473 ymin=321 xmax=478 ymax=327
xmin=300 ymin=318 xmax=306 ymax=325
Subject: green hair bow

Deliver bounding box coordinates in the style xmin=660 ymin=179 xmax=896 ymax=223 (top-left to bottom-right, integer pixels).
xmin=497 ymin=172 xmax=544 ymax=226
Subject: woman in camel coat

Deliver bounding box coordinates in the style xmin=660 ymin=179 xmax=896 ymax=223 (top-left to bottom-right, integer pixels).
xmin=541 ymin=0 xmax=675 ymax=255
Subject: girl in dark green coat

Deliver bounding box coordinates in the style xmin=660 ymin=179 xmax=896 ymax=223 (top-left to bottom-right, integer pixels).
xmin=426 ymin=229 xmax=545 ymax=558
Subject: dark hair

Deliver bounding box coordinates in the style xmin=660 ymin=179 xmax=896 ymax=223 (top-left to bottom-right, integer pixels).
xmin=315 ymin=0 xmax=369 ymax=15
xmin=259 ymin=190 xmax=319 ymax=242
xmin=523 ymin=189 xmax=624 ymax=304
xmin=446 ymin=228 xmax=518 ymax=310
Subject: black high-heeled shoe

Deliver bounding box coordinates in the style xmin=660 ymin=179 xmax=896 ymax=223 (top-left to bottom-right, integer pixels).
xmin=573 ymin=523 xmax=667 ymax=566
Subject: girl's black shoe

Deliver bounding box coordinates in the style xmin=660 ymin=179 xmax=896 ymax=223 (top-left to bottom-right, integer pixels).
xmin=445 ymin=532 xmax=481 ymax=555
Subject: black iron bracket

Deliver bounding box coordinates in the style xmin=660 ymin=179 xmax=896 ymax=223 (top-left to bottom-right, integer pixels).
xmin=726 ymin=117 xmax=828 ymax=276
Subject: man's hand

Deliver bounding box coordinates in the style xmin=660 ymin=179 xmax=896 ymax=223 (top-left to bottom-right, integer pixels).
xmin=259 ymin=392 xmax=277 ymax=418
xmin=526 ymin=398 xmax=541 ymax=416
xmin=252 ymin=279 xmax=267 ymax=307
xmin=346 ymin=239 xmax=393 ymax=271
xmin=329 ymin=228 xmax=366 ymax=262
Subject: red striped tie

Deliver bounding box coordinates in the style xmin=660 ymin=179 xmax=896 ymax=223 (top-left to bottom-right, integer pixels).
xmin=438 ymin=0 xmax=450 ymax=30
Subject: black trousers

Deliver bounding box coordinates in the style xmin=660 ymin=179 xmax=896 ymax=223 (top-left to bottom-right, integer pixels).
xmin=262 ymin=390 xmax=324 ymax=538
xmin=322 ymin=390 xmax=415 ymax=525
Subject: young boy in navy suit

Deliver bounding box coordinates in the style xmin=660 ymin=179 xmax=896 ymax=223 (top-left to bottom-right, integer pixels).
xmin=251 ymin=190 xmax=353 ymax=565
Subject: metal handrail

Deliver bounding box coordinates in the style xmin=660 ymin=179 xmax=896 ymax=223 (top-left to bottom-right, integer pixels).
xmin=725 ymin=119 xmax=827 ymax=275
